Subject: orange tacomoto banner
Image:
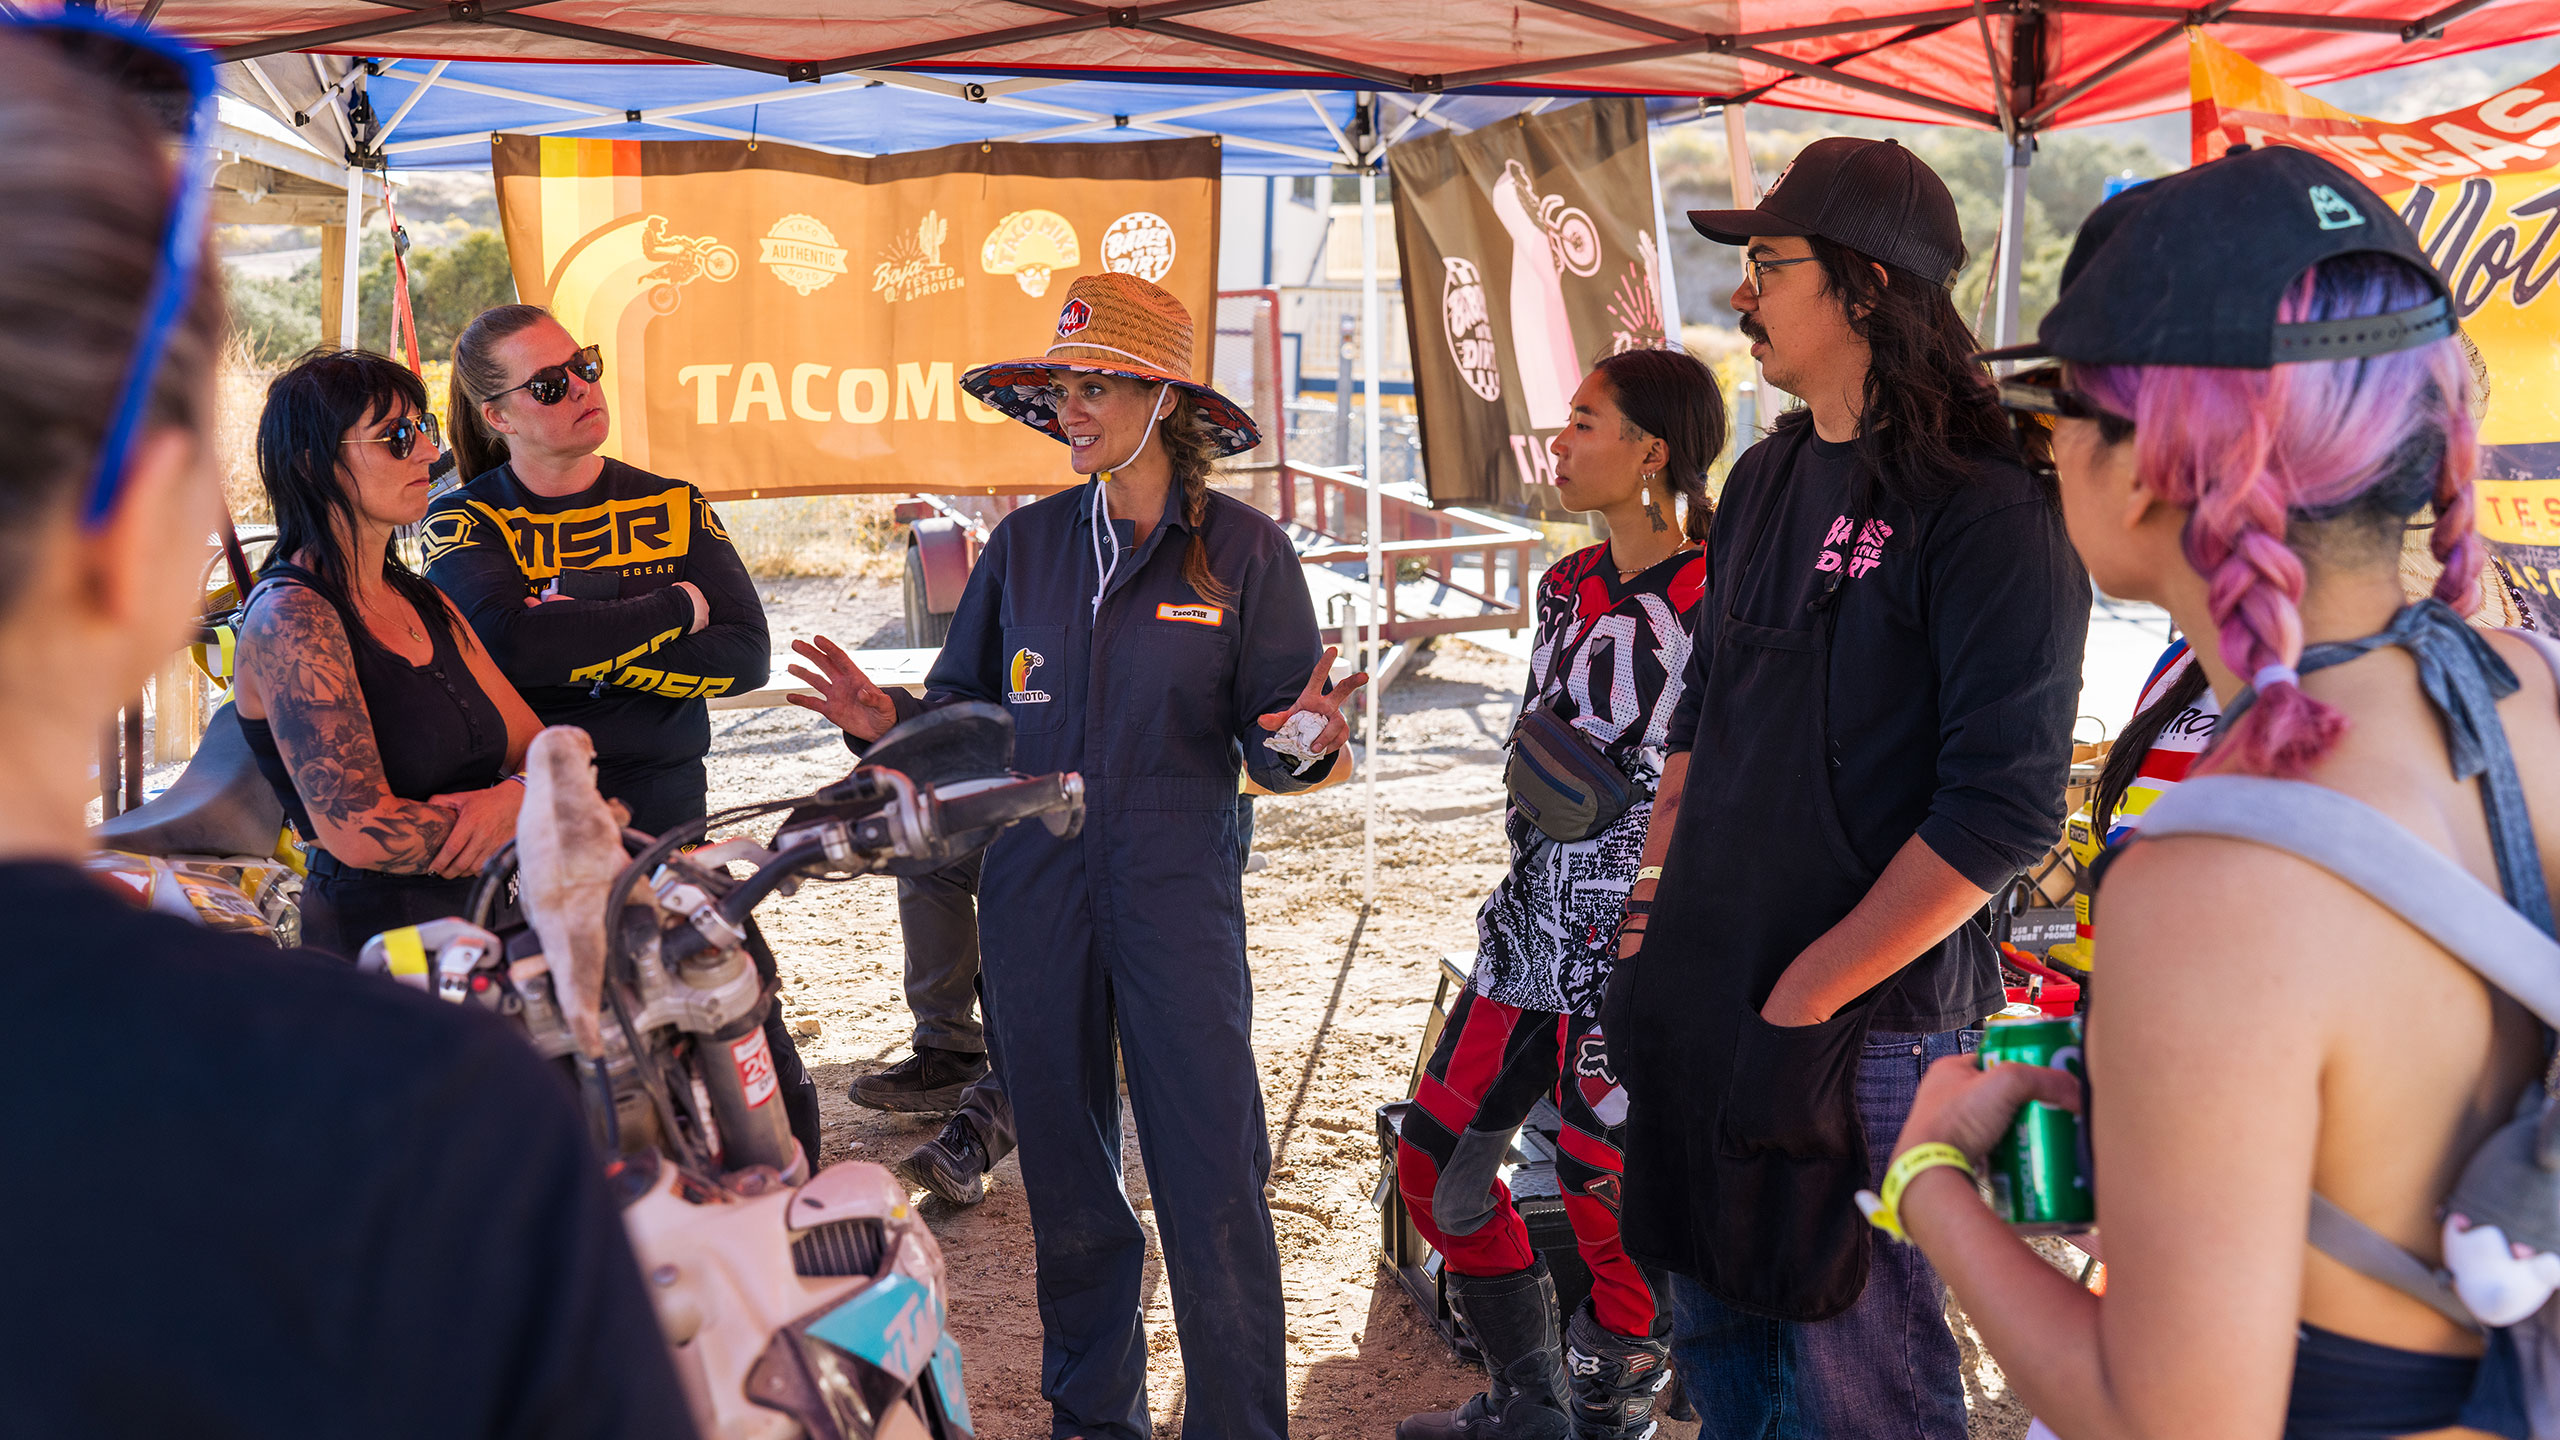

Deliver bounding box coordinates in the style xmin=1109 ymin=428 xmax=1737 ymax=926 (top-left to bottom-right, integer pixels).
xmin=2191 ymin=33 xmax=2560 ymax=625
xmin=491 ymin=134 xmax=1220 ymax=501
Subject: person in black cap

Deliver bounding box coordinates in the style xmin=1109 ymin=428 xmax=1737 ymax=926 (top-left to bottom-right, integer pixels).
xmin=1882 ymin=145 xmax=2544 ymax=1440
xmin=1601 ymin=135 xmax=2091 ymax=1437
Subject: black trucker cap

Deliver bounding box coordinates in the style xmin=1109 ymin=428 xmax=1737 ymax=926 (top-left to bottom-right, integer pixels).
xmin=1975 ymin=145 xmax=2454 ymax=368
xmin=1688 ymin=136 xmax=1964 ymax=285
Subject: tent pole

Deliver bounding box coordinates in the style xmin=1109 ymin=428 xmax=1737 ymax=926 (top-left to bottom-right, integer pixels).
xmin=1992 ymin=135 xmax=2030 ymax=354
xmin=1359 ymin=95 xmax=1382 ymax=913
xmin=1644 ymin=117 xmax=1683 ymax=341
xmin=333 ymin=165 xmax=364 ymax=349
xmin=1721 ymin=102 xmax=1757 ymax=207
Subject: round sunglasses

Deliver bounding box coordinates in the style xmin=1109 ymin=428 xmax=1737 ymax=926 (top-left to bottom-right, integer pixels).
xmin=339 ymin=411 xmax=442 ymax=462
xmin=487 ymin=345 xmax=603 ymax=407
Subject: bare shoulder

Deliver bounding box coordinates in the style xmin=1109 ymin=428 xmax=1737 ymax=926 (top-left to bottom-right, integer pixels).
xmin=2101 ymin=834 xmax=2373 ymax=1022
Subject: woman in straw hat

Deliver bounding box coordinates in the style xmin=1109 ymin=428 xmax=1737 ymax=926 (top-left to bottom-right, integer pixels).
xmin=790 ymin=270 xmax=1365 ymax=1440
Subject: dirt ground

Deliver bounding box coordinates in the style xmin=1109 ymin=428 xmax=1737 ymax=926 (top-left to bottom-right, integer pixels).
xmin=719 ymin=576 xmax=2039 ymax=1440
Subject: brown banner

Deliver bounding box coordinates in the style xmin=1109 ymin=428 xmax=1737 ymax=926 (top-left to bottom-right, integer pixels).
xmin=491 ymin=134 xmax=1221 ymax=500
xmin=1387 ymin=98 xmax=1673 ymax=512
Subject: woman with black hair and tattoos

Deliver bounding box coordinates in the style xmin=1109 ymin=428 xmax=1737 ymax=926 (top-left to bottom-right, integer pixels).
xmin=234 ymin=348 xmax=543 ymax=958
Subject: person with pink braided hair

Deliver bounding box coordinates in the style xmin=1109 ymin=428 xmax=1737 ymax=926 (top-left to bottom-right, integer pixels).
xmin=1886 ymin=146 xmax=2560 ymax=1439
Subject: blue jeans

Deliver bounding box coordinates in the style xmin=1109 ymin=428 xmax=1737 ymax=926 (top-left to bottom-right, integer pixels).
xmin=1669 ymin=1027 xmax=1980 ymax=1440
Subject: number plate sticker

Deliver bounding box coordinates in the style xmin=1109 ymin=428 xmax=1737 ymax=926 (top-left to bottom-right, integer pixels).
xmin=806 ymin=1272 xmax=944 ymax=1385
xmin=731 ymin=1027 xmax=779 ymax=1108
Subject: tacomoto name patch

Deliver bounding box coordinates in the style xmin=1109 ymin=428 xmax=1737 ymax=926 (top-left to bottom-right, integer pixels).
xmin=1157 ymin=603 xmax=1223 ymax=627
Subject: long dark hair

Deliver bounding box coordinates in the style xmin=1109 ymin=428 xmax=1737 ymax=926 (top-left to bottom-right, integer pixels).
xmin=0 ymin=32 xmax=221 ymax=616
xmin=1775 ymin=235 xmax=2025 ymax=509
xmin=2091 ymin=656 xmax=2211 ymax=835
xmin=448 ymin=302 xmax=552 ymax=482
xmin=254 ymin=348 xmax=454 ymax=656
xmin=1158 ymin=390 xmax=1236 ymax=608
xmin=1592 ymin=348 xmax=1725 ymax=543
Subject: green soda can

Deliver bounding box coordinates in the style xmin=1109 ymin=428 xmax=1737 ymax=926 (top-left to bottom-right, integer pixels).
xmin=1979 ymin=1014 xmax=2092 ymax=1233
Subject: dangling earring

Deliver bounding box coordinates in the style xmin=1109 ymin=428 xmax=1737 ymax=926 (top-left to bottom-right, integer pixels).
xmin=1642 ymin=472 xmax=1657 ymax=507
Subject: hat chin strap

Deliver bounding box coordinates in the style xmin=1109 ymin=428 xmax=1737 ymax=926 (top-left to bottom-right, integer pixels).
xmin=1089 ymin=382 xmax=1173 ymax=617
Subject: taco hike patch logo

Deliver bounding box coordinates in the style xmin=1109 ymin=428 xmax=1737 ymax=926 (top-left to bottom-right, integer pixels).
xmin=1008 ymin=648 xmax=1051 ymax=704
xmin=759 ymin=213 xmax=848 ymax=296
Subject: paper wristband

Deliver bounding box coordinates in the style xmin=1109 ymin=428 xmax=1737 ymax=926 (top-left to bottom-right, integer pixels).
xmin=1854 ymin=1142 xmax=1974 ymax=1243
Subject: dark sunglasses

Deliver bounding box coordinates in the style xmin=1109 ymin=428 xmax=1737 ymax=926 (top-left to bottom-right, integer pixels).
xmin=488 ymin=346 xmax=604 ymax=407
xmin=340 ymin=411 xmax=442 ymax=462
xmin=1998 ymin=364 xmax=2132 ymax=428
xmin=7 ymin=13 xmax=219 ymax=527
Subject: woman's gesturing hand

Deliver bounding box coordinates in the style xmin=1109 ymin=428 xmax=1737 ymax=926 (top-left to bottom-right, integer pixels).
xmin=1257 ymin=645 xmax=1371 ymax=755
xmin=1894 ymin=1052 xmax=2083 ymax=1164
xmin=423 ymin=781 xmax=523 ymax=878
xmin=787 ymin=635 xmax=901 ymax=741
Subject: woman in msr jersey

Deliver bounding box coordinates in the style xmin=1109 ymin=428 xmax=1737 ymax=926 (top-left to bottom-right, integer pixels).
xmin=425 ymin=304 xmax=768 ymax=837
xmin=1397 ymin=349 xmax=1721 ymax=1440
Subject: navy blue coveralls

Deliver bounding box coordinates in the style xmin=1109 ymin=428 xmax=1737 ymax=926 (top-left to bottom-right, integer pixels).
xmin=869 ymin=478 xmax=1333 ymax=1440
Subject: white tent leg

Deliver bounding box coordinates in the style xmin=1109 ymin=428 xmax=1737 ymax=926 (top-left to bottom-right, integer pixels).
xmin=1992 ymin=137 xmax=2031 ymax=353
xmin=1359 ymin=148 xmax=1383 ymax=912
xmin=1722 ymin=103 xmax=1757 ymax=207
xmin=1644 ymin=118 xmax=1683 ymax=341
xmin=335 ymin=164 xmax=364 ymax=349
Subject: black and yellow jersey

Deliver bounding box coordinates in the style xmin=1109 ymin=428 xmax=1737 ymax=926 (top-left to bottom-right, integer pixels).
xmin=423 ymin=458 xmax=768 ymax=789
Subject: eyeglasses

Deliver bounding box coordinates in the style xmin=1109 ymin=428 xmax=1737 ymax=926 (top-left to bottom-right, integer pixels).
xmin=1745 ymin=253 xmax=1818 ymax=295
xmin=487 ymin=345 xmax=603 ymax=407
xmin=340 ymin=412 xmax=442 ymax=462
xmin=6 ymin=13 xmax=220 ymax=527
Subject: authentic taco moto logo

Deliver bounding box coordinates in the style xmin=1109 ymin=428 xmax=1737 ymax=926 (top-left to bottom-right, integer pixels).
xmin=759 ymin=213 xmax=848 ymax=295
xmin=1008 ymin=648 xmax=1051 ymax=704
xmin=1100 ymin=211 xmax=1178 ymax=283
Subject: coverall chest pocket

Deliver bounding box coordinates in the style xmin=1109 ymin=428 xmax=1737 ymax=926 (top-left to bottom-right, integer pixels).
xmin=1132 ymin=617 xmax=1234 ymax=738
xmin=1000 ymin=624 xmax=1067 ymax=735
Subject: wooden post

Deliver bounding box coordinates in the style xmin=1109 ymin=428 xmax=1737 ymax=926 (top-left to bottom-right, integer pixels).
xmin=318 ymin=221 xmax=347 ymax=348
xmin=154 ymin=652 xmax=203 ymax=765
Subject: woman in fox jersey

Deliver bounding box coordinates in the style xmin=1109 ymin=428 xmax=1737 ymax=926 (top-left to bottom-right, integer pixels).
xmin=1397 ymin=349 xmax=1723 ymax=1440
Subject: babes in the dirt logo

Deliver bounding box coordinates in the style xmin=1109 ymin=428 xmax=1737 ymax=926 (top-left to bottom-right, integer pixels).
xmin=1441 ymin=257 xmax=1501 ymax=403
xmin=871 ymin=210 xmax=964 ymax=303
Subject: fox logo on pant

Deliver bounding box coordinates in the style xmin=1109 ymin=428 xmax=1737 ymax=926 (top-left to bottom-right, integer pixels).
xmin=1573 ymin=1031 xmax=1630 ymax=1127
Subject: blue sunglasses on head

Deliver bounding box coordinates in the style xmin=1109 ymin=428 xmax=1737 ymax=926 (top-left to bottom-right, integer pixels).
xmin=4 ymin=11 xmax=219 ymax=526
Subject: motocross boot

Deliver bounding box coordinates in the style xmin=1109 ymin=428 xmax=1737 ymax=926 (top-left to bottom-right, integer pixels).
xmin=1397 ymin=1261 xmax=1571 ymax=1440
xmin=1561 ymin=1301 xmax=1673 ymax=1440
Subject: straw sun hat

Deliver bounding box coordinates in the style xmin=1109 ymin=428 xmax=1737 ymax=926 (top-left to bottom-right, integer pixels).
xmin=960 ymin=271 xmax=1262 ymax=459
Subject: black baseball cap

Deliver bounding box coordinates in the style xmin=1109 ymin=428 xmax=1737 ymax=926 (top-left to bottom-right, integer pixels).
xmin=1688 ymin=136 xmax=1964 ymax=285
xmin=1975 ymin=145 xmax=2454 ymax=368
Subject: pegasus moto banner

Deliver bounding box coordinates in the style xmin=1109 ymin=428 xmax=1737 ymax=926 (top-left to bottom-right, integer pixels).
xmin=1387 ymin=98 xmax=1676 ymax=512
xmin=491 ymin=133 xmax=1220 ymax=499
xmin=2191 ymin=33 xmax=2560 ymax=624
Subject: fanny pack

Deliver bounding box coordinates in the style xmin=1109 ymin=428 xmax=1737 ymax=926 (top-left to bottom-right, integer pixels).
xmin=1504 ymin=615 xmax=1640 ymax=842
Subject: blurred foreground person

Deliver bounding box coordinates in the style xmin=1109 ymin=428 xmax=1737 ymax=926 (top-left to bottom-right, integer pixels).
xmin=1894 ymin=147 xmax=2553 ymax=1440
xmin=0 ymin=20 xmax=692 ymax=1435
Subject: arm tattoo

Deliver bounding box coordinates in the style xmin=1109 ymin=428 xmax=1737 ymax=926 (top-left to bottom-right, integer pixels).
xmin=241 ymin=587 xmax=454 ymax=874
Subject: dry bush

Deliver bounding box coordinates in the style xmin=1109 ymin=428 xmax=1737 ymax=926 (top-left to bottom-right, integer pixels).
xmin=215 ymin=335 xmax=275 ymax=525
xmin=716 ymin=493 xmax=909 ymax=581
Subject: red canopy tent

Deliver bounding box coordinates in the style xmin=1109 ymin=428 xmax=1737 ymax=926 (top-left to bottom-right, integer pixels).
xmin=156 ymin=0 xmax=2559 ymax=133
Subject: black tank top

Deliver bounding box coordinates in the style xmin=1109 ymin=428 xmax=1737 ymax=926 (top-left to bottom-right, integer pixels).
xmin=238 ymin=568 xmax=508 ymax=861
